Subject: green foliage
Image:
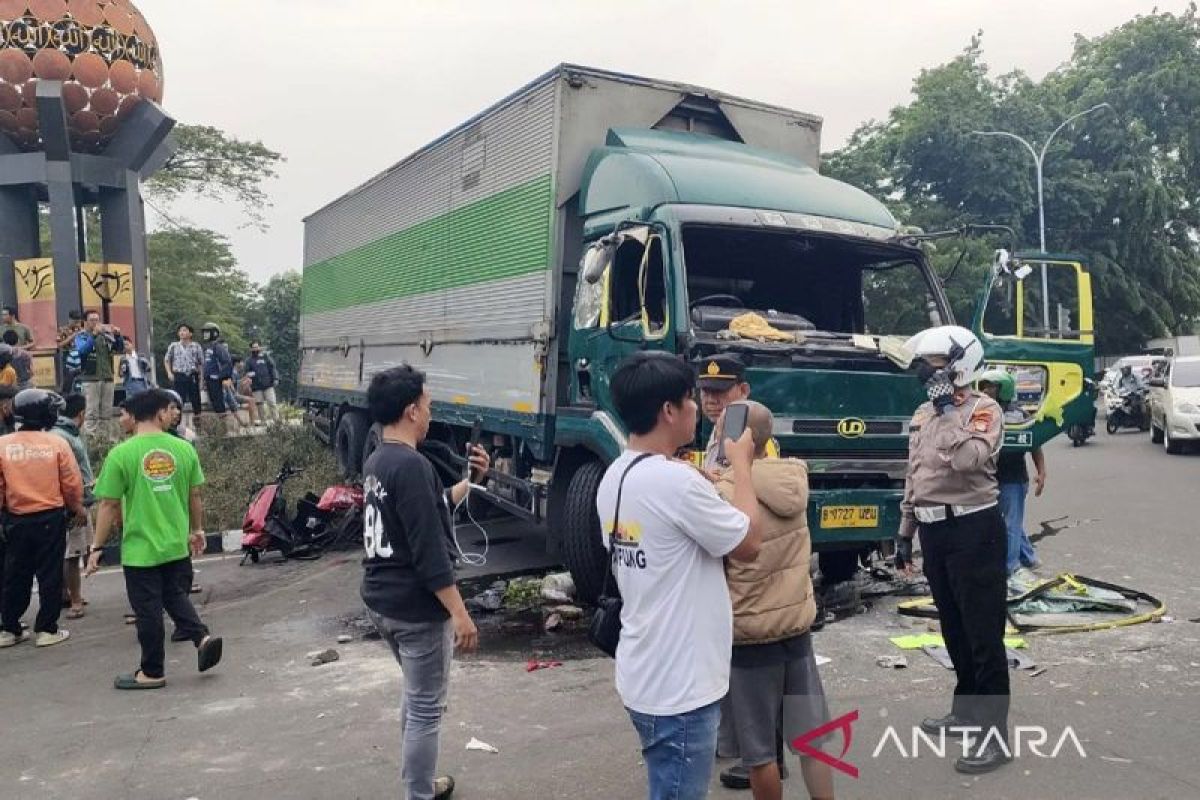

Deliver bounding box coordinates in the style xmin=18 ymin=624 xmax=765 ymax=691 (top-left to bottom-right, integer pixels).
xmin=823 ymin=10 xmax=1200 ymax=353
xmin=147 ymin=124 xmax=285 ymax=231
xmin=148 ymin=227 xmax=257 ymax=368
xmin=193 ymin=425 xmax=340 ymax=534
xmin=244 ymin=271 xmax=302 ymax=399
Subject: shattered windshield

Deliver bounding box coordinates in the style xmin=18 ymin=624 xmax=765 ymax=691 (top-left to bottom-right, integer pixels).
xmin=681 ymin=225 xmax=943 ymax=339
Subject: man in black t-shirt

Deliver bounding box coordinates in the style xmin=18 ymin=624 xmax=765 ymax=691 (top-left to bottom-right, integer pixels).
xmin=361 ymin=365 xmax=489 ymax=800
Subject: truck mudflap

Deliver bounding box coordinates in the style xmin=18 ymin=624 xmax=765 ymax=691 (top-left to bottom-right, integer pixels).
xmin=807 ymin=488 xmax=902 ymax=547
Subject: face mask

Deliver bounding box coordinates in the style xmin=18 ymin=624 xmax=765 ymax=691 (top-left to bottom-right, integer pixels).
xmin=925 ymin=369 xmax=956 ymax=413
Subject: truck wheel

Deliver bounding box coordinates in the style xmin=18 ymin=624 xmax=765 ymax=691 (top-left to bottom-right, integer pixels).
xmin=560 ymin=460 xmax=609 ymax=605
xmin=363 ymin=423 xmax=383 ymax=466
xmin=819 ymin=550 xmax=860 ymax=585
xmin=335 ymin=411 xmax=370 ymax=478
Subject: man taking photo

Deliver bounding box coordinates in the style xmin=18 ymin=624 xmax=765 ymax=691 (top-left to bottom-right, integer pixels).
xmin=74 ymin=310 xmax=125 ymax=439
xmin=715 ymin=401 xmax=834 ymax=800
xmin=597 ymin=351 xmax=762 ymax=800
xmin=361 ymin=364 xmax=489 ymax=800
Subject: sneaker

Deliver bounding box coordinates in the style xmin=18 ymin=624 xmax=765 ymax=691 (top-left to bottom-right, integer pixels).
xmin=0 ymin=630 xmax=30 ymax=648
xmin=433 ymin=775 xmax=455 ymax=799
xmin=35 ymin=630 xmax=70 ymax=647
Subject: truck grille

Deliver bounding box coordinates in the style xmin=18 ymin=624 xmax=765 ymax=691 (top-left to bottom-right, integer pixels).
xmin=787 ymin=448 xmax=907 ymax=461
xmin=790 ymin=419 xmax=905 ymax=435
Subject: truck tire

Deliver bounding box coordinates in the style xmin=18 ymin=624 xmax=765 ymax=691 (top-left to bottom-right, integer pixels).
xmin=335 ymin=411 xmax=370 ymax=478
xmin=819 ymin=550 xmax=860 ymax=586
xmin=363 ymin=423 xmax=383 ymax=466
xmin=561 ymin=460 xmax=609 ymax=605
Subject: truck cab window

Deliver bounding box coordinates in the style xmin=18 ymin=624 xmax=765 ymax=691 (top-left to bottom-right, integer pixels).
xmin=608 ymin=235 xmax=668 ymax=335
xmin=573 ymin=271 xmax=603 ymax=329
xmin=682 ymin=225 xmax=941 ymax=342
xmin=640 ymin=236 xmax=668 ymax=335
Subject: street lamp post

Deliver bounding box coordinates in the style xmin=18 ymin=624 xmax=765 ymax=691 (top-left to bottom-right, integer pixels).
xmin=971 ymin=103 xmax=1113 ymax=330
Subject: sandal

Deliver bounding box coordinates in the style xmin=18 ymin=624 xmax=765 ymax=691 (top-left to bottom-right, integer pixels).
xmin=197 ymin=636 xmax=224 ymax=672
xmin=114 ymin=672 xmax=166 ymax=690
xmin=66 ymin=608 xmax=86 ymax=620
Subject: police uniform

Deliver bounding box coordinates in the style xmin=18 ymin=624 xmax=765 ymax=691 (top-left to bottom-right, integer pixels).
xmin=697 ymin=355 xmax=778 ymax=472
xmin=901 ymin=389 xmax=1009 ymax=741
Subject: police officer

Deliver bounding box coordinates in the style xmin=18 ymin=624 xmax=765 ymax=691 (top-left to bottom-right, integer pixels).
xmin=897 ymin=325 xmax=1010 ymax=775
xmin=698 ymin=355 xmax=779 ymax=472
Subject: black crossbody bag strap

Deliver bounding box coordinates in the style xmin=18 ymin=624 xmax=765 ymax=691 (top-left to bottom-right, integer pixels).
xmin=598 ymin=452 xmax=655 ymax=598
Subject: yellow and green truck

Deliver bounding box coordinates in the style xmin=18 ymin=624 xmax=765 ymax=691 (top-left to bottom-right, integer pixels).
xmin=298 ymin=65 xmax=1094 ymax=599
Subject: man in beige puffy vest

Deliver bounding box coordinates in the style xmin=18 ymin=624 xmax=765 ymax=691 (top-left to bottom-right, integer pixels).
xmin=716 ymin=401 xmax=835 ymax=800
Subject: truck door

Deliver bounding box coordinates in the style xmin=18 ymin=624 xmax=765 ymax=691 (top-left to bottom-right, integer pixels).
xmin=970 ymin=252 xmax=1095 ymax=448
xmin=569 ymin=225 xmax=675 ymax=412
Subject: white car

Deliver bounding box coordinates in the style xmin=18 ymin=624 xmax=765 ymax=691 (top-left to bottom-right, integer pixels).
xmin=1149 ymin=356 xmax=1200 ymax=454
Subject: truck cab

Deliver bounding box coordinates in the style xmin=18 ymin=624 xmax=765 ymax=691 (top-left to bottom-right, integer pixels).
xmin=556 ymin=129 xmax=1095 ymax=597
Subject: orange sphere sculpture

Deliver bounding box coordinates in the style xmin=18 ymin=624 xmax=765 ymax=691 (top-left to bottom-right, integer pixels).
xmin=0 ymin=0 xmax=163 ymax=153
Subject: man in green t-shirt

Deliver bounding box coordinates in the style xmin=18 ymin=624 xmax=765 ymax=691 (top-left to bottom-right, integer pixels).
xmin=86 ymin=389 xmax=223 ymax=690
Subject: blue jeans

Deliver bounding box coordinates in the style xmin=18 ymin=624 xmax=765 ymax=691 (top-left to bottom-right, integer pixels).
xmin=998 ymin=482 xmax=1037 ymax=573
xmin=369 ymin=612 xmax=453 ymax=800
xmin=123 ymin=377 xmax=150 ymax=398
xmin=627 ymin=700 xmax=721 ymax=800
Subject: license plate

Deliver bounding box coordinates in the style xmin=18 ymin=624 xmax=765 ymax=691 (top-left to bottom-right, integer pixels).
xmin=820 ymin=505 xmax=880 ymax=529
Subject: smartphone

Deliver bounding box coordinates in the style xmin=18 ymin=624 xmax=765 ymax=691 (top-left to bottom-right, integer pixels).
xmin=464 ymin=418 xmax=484 ymax=479
xmin=717 ymin=403 xmax=750 ymax=463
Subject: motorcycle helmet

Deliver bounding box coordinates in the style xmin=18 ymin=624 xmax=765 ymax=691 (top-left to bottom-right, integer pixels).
xmin=905 ymin=325 xmax=987 ymax=387
xmin=977 ymin=368 xmax=1016 ymax=404
xmin=201 ymin=322 xmax=221 ymax=342
xmin=13 ymin=388 xmax=65 ymax=430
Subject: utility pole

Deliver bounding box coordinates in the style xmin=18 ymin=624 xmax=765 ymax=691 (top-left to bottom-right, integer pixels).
xmin=971 ymin=103 xmax=1113 ymax=331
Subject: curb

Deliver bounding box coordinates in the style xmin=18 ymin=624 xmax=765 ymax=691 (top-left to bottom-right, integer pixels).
xmin=97 ymin=530 xmax=243 ymax=565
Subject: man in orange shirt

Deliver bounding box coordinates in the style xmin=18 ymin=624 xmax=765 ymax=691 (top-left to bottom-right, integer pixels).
xmin=0 ymin=390 xmax=85 ymax=648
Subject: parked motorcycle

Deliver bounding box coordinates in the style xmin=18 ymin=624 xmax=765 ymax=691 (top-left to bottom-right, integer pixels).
xmin=1106 ymin=387 xmax=1151 ymax=434
xmin=241 ymin=465 xmax=364 ymax=564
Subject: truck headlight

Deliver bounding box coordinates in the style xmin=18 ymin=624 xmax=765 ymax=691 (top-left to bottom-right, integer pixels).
xmin=1176 ymin=402 xmax=1200 ymax=415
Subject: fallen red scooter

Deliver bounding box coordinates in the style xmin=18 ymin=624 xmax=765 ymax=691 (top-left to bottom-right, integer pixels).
xmin=241 ymin=466 xmax=364 ymax=564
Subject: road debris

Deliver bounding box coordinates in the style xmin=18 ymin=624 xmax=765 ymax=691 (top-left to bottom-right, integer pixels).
xmin=336 ymin=634 xmax=353 ymax=644
xmin=1100 ymin=756 xmax=1133 ymax=764
xmin=876 ymin=655 xmax=908 ymax=669
xmin=466 ymin=737 xmax=500 ymax=754
xmin=309 ymin=648 xmax=340 ymax=667
xmin=815 ymin=655 xmax=832 ymax=666
xmin=551 ymin=605 xmax=584 ymax=620
xmin=526 ymin=659 xmax=563 ymax=673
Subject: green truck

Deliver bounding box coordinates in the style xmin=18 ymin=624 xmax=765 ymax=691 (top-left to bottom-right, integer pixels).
xmin=298 ymin=65 xmax=1095 ymax=599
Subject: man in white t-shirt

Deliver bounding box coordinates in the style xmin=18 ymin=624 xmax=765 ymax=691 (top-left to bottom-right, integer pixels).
xmin=596 ymin=351 xmax=763 ymax=800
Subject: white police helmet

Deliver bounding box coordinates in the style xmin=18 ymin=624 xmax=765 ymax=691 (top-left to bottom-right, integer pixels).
xmin=905 ymin=325 xmax=987 ymax=388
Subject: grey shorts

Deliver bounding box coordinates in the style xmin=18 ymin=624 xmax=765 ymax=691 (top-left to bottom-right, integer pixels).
xmin=728 ymin=634 xmax=830 ymax=768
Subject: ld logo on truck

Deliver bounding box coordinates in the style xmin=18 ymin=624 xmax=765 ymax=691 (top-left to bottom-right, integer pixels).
xmin=837 ymin=418 xmax=867 ymax=438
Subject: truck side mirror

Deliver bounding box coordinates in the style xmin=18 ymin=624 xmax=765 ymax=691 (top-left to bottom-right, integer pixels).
xmin=581 ymin=243 xmax=613 ymax=285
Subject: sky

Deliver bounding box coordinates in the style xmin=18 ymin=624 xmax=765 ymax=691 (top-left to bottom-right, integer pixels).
xmin=136 ymin=0 xmax=1189 ymax=283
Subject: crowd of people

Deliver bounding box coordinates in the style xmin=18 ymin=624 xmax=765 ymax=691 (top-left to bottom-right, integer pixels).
xmin=0 ymin=304 xmax=287 ymax=688
xmin=358 ymin=323 xmax=1041 ymax=800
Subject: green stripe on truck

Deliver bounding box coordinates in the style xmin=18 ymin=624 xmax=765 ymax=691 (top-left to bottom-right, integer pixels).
xmin=302 ymin=173 xmax=554 ymax=315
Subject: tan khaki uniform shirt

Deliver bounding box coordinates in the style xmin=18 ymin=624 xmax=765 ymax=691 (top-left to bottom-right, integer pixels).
xmin=901 ymin=390 xmax=1004 ymax=517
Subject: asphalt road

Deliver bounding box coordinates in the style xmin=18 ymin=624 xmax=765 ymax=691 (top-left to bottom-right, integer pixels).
xmin=1 ymin=429 xmax=1197 ymax=799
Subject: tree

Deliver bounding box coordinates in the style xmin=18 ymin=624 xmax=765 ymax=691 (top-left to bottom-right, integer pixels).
xmin=246 ymin=271 xmax=302 ymax=399
xmin=823 ymin=10 xmax=1200 ymax=353
xmin=147 ymin=125 xmax=285 ymax=230
xmin=147 ymin=227 xmax=256 ymax=369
